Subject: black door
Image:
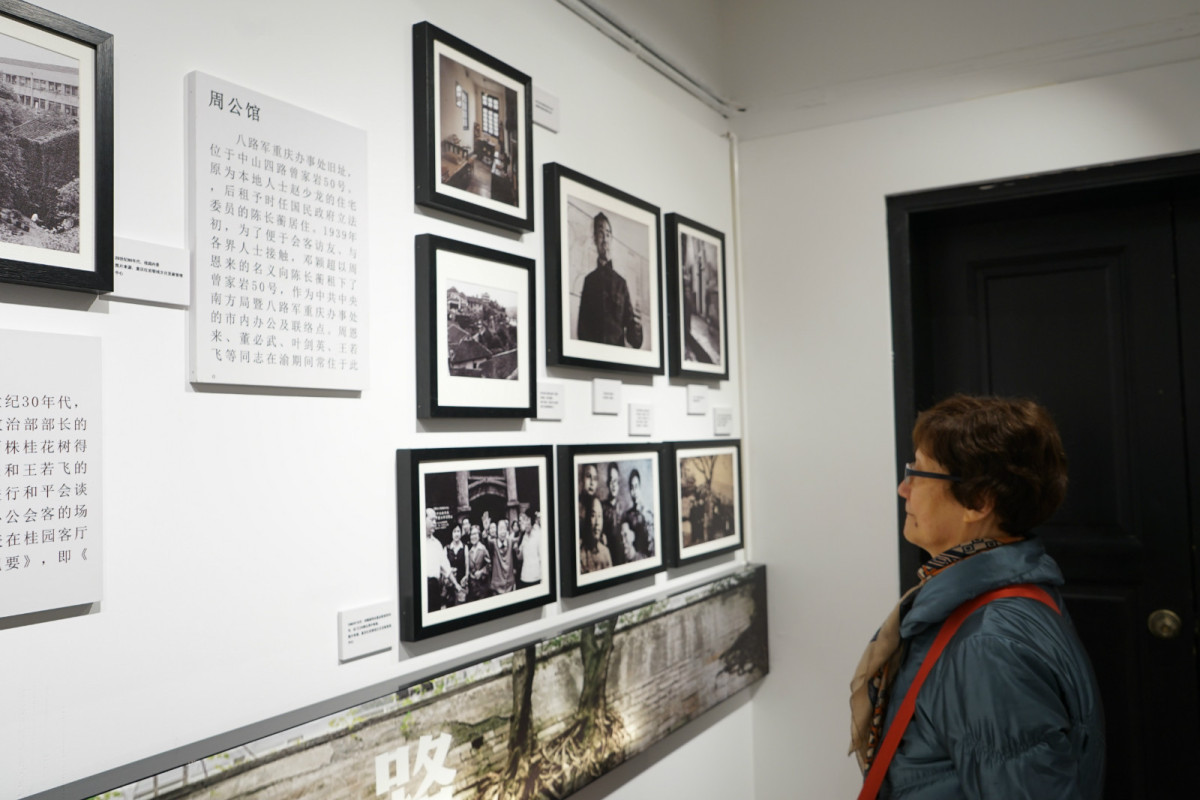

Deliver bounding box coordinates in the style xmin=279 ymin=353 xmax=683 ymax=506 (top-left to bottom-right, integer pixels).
xmin=890 ymin=170 xmax=1200 ymax=798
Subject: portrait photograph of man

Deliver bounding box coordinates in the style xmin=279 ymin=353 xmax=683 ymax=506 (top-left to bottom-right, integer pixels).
xmin=546 ymin=164 xmax=663 ymax=373
xmin=568 ymin=199 xmax=650 ymax=351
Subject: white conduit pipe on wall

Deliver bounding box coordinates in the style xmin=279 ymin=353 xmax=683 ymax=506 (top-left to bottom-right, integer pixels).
xmin=558 ymin=0 xmax=755 ymax=555
xmin=555 ymin=0 xmax=745 ymax=118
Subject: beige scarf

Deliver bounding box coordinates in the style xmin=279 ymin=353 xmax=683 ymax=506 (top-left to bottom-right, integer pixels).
xmin=848 ymin=583 xmax=919 ymax=772
xmin=848 ymin=537 xmax=1017 ymax=773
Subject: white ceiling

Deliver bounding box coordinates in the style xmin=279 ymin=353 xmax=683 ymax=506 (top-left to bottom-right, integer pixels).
xmin=583 ymin=0 xmax=1200 ymax=140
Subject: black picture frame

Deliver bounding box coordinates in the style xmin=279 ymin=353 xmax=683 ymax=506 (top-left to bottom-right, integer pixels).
xmin=0 ymin=0 xmax=112 ymax=293
xmin=412 ymin=22 xmax=534 ymax=233
xmin=664 ymin=439 xmax=744 ymax=567
xmin=557 ymin=442 xmax=666 ymax=597
xmin=397 ymin=445 xmax=556 ymax=641
xmin=415 ymin=234 xmax=536 ymax=418
xmin=665 ymin=214 xmax=729 ymax=379
xmin=544 ymin=163 xmax=664 ymax=375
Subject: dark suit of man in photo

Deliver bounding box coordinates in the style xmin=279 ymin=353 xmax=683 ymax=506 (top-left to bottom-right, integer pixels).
xmin=577 ymin=212 xmax=643 ymax=348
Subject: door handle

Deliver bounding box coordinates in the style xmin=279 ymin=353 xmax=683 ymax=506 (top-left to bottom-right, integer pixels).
xmin=1147 ymin=609 xmax=1182 ymax=640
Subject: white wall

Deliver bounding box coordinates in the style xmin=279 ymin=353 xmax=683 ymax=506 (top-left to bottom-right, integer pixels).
xmin=0 ymin=2 xmax=748 ymax=798
xmin=739 ymin=57 xmax=1200 ymax=799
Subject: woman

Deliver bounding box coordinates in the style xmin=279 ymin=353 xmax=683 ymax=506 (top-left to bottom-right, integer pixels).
xmin=444 ymin=522 xmax=468 ymax=606
xmin=850 ymin=395 xmax=1104 ymax=799
xmin=465 ymin=524 xmax=491 ymax=603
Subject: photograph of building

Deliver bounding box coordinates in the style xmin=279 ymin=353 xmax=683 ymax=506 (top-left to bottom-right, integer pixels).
xmin=0 ymin=39 xmax=81 ymax=253
xmin=445 ymin=282 xmax=519 ymax=380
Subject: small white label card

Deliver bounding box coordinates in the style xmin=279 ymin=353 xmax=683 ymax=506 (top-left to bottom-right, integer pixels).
xmin=338 ymin=600 xmax=395 ymax=662
xmin=592 ymin=378 xmax=621 ymax=415
xmin=628 ymin=403 xmax=654 ymax=436
xmin=533 ymin=87 xmax=560 ymax=132
xmin=535 ymin=381 xmax=564 ymax=421
xmin=686 ymin=384 xmax=709 ymax=415
xmin=713 ymin=406 xmax=735 ymax=436
xmin=0 ymin=330 xmax=102 ymax=618
xmin=111 ymin=237 xmax=190 ymax=306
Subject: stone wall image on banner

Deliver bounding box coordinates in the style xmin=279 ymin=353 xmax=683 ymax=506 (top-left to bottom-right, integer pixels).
xmin=86 ymin=565 xmax=768 ymax=800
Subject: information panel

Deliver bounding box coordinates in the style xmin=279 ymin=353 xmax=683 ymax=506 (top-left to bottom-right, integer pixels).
xmin=0 ymin=330 xmax=101 ymax=618
xmin=187 ymin=71 xmax=368 ymax=390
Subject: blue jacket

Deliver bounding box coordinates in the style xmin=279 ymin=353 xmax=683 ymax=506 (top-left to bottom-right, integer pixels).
xmin=880 ymin=538 xmax=1104 ymax=799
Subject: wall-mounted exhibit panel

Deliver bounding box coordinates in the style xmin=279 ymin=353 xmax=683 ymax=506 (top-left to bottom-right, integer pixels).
xmin=3 ymin=2 xmax=744 ymax=798
xmin=187 ymin=71 xmax=369 ymax=391
xmin=0 ymin=329 xmax=101 ymax=618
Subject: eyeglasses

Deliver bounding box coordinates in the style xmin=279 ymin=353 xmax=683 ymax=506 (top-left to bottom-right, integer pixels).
xmin=904 ymin=463 xmax=962 ymax=483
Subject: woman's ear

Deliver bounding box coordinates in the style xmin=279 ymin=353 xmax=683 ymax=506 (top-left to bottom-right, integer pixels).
xmin=961 ymin=493 xmax=996 ymax=524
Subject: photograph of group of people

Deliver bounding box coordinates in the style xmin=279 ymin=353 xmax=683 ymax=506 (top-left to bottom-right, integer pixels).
xmin=404 ymin=442 xmax=742 ymax=635
xmin=568 ymin=450 xmax=664 ymax=593
xmin=418 ymin=459 xmax=550 ymax=623
xmin=424 ymin=506 xmax=542 ymax=611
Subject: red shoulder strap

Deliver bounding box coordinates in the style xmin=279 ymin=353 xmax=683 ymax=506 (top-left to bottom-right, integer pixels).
xmin=857 ymin=584 xmax=1060 ymax=800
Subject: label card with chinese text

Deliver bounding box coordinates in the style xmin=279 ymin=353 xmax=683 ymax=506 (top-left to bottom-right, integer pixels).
xmin=592 ymin=378 xmax=621 ymax=415
xmin=187 ymin=72 xmax=368 ymax=391
xmin=686 ymin=383 xmax=708 ymax=415
xmin=713 ymin=406 xmax=735 ymax=436
xmin=0 ymin=330 xmax=102 ymax=618
xmin=338 ymin=600 xmax=395 ymax=662
xmin=533 ymin=87 xmax=560 ymax=132
xmin=628 ymin=403 xmax=654 ymax=436
xmin=535 ymin=381 xmax=564 ymax=421
xmin=111 ymin=237 xmax=189 ymax=307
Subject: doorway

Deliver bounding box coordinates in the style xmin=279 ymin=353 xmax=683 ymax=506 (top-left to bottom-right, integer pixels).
xmin=887 ymin=153 xmax=1200 ymax=797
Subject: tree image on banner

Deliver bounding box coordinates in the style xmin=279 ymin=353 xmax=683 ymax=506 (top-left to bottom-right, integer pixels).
xmin=478 ymin=617 xmax=628 ymax=798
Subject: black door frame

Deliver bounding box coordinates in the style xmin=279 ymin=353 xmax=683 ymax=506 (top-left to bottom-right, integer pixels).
xmin=886 ymin=150 xmax=1200 ymax=615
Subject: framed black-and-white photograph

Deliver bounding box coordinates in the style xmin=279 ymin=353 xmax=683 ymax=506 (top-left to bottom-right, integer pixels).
xmin=665 ymin=440 xmax=744 ymax=566
xmin=0 ymin=0 xmax=111 ymax=293
xmin=666 ymin=214 xmax=728 ymax=379
xmin=413 ymin=22 xmax=533 ymax=233
xmin=397 ymin=445 xmax=555 ymax=641
xmin=544 ymin=163 xmax=663 ymax=374
xmin=557 ymin=442 xmax=665 ymax=596
xmin=415 ymin=234 xmax=535 ymax=418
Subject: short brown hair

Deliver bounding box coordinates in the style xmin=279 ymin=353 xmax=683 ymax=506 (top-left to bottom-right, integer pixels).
xmin=912 ymin=395 xmax=1068 ymax=534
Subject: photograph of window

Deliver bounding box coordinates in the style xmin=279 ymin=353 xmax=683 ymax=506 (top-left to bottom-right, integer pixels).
xmin=413 ymin=22 xmax=533 ymax=232
xmin=482 ymin=92 xmax=499 ymax=137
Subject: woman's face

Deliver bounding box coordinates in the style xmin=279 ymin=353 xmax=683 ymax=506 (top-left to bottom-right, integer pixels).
xmin=898 ymin=448 xmax=971 ymax=557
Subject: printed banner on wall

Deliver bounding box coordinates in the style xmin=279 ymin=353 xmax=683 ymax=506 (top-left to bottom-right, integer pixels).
xmin=187 ymin=71 xmax=368 ymax=390
xmin=86 ymin=565 xmax=768 ymax=800
xmin=0 ymin=329 xmax=101 ymax=617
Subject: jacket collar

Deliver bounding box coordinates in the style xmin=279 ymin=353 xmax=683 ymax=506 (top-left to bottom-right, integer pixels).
xmin=900 ymin=537 xmax=1063 ymax=638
